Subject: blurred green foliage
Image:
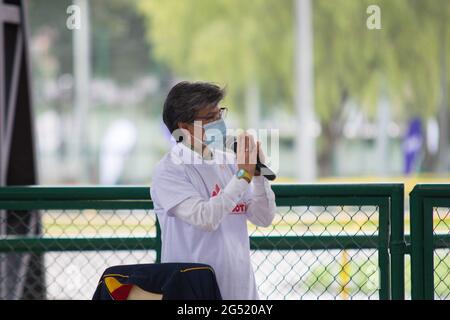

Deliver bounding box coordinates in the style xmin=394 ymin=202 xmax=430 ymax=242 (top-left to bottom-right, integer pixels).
xmin=137 ymin=0 xmax=450 ymax=121
xmin=29 ymin=0 xmax=159 ymax=83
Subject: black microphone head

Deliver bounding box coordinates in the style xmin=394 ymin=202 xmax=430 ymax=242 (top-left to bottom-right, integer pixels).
xmin=226 ymin=135 xmax=276 ymax=181
xmin=225 ymin=135 xmax=238 ymax=153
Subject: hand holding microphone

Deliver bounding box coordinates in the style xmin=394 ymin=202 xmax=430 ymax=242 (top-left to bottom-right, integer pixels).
xmin=235 ymin=133 xmax=258 ymax=178
xmin=230 ymin=133 xmax=277 ymax=181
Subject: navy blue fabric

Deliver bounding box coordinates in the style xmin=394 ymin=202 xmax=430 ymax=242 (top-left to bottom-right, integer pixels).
xmin=92 ymin=263 xmax=222 ymax=300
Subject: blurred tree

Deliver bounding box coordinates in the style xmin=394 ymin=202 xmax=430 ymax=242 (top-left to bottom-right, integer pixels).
xmin=90 ymin=0 xmax=157 ymax=83
xmin=135 ymin=0 xmax=391 ymax=175
xmin=28 ymin=0 xmax=160 ymax=83
xmin=136 ymin=0 xmax=450 ymax=174
xmin=376 ymin=0 xmax=450 ymax=172
xmin=408 ymin=0 xmax=450 ymax=173
xmin=28 ymin=0 xmax=73 ymax=76
xmin=28 ymin=0 xmax=169 ymax=183
xmin=136 ymin=0 xmax=294 ymax=118
xmin=26 ymin=0 xmax=450 ymax=177
xmin=313 ymin=0 xmax=377 ymax=174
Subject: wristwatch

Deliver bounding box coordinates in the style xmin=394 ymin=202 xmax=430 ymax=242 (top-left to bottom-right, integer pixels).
xmin=236 ymin=168 xmax=252 ymax=183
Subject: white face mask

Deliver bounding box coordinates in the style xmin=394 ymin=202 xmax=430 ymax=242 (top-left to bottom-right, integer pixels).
xmin=191 ymin=118 xmax=227 ymax=150
xmin=203 ymin=118 xmax=227 ymax=149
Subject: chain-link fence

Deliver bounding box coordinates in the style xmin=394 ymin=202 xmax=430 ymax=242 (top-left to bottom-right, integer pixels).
xmin=433 ymin=207 xmax=450 ymax=300
xmin=0 ymin=209 xmax=158 ymax=299
xmin=0 ymin=205 xmax=383 ymax=300
xmin=409 ymin=184 xmax=450 ymax=300
xmin=250 ymin=205 xmax=380 ymax=299
xmin=0 ymin=184 xmax=412 ymax=300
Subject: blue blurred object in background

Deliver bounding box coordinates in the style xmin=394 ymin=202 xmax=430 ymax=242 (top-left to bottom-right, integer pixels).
xmin=403 ymin=118 xmax=423 ymax=175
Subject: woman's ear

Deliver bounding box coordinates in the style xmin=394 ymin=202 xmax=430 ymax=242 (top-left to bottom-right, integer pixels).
xmin=174 ymin=122 xmax=191 ymax=143
xmin=178 ymin=122 xmax=188 ymax=130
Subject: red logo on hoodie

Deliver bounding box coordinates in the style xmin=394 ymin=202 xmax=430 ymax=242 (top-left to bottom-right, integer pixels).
xmin=211 ymin=184 xmax=221 ymax=197
xmin=211 ymin=184 xmax=247 ymax=214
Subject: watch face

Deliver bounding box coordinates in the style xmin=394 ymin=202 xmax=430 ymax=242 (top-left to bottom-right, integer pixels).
xmin=237 ymin=169 xmax=244 ymax=177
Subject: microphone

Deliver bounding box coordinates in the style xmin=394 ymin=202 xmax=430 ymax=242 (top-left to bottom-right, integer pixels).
xmin=225 ymin=136 xmax=277 ymax=181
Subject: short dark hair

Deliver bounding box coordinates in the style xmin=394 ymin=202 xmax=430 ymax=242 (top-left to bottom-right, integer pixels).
xmin=162 ymin=81 xmax=225 ymax=133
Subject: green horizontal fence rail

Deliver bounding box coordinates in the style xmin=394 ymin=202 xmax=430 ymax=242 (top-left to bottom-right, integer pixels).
xmin=0 ymin=184 xmax=406 ymax=300
xmin=0 ymin=186 xmax=159 ymax=255
xmin=410 ymin=184 xmax=450 ymax=300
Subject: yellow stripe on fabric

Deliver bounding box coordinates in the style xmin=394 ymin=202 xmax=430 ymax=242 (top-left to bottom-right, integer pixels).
xmin=180 ymin=266 xmax=214 ymax=273
xmin=104 ymin=277 xmax=124 ymax=293
xmin=103 ymin=273 xmax=130 ymax=279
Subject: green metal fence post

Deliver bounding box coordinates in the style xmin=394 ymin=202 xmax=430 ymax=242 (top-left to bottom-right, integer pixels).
xmin=410 ymin=187 xmax=424 ymax=299
xmin=378 ymin=201 xmax=391 ymax=300
xmin=389 ymin=184 xmax=405 ymax=300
